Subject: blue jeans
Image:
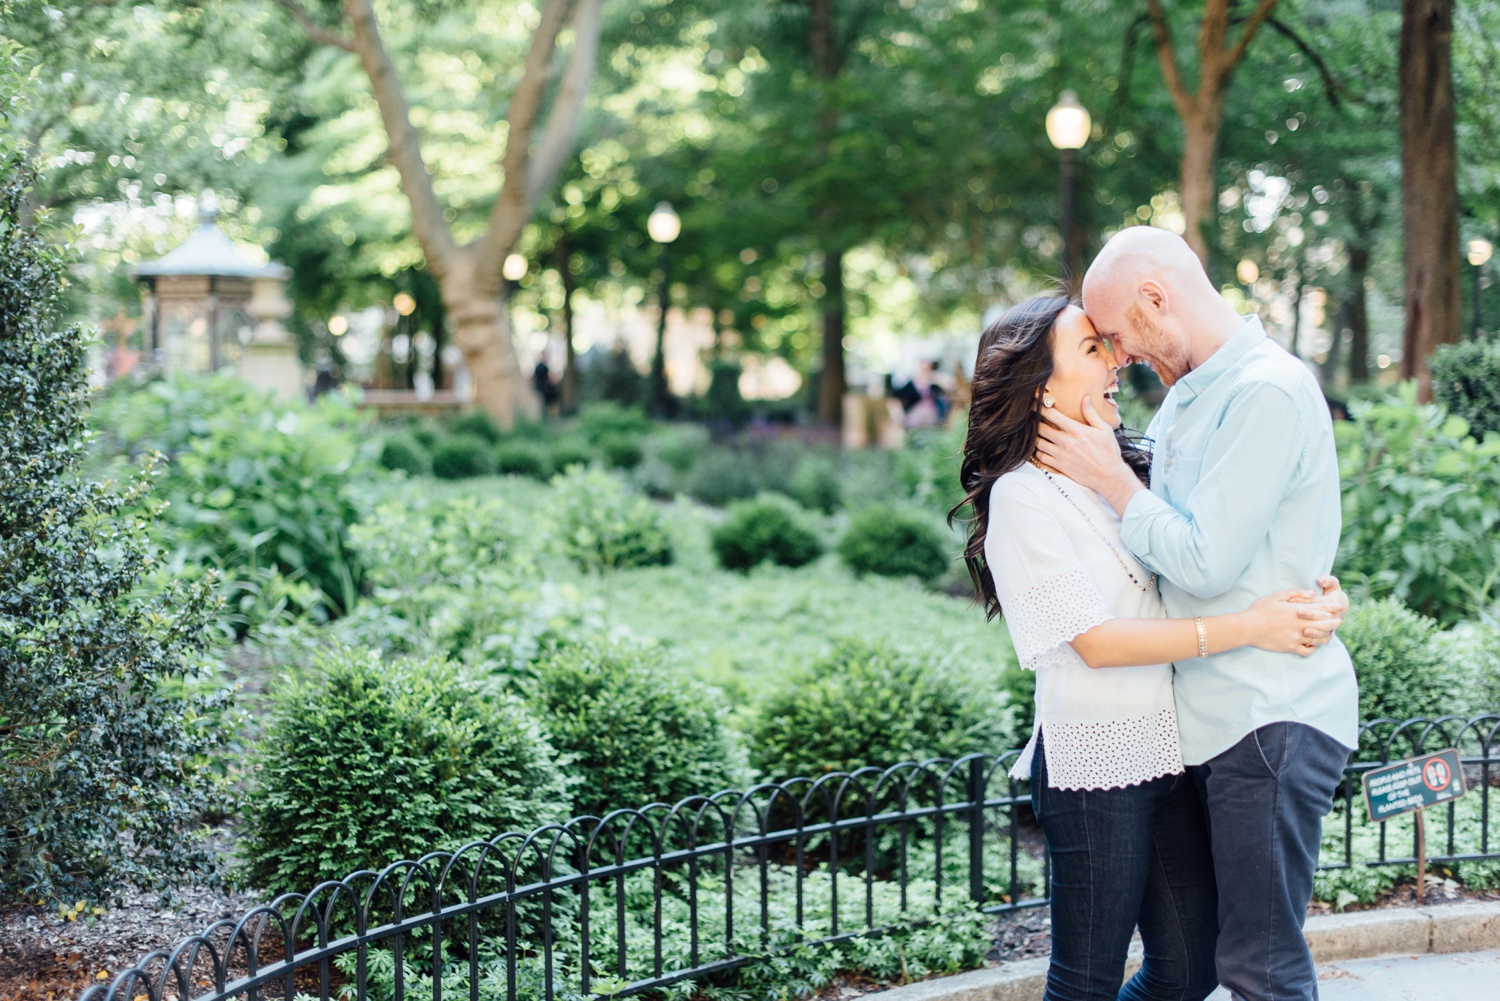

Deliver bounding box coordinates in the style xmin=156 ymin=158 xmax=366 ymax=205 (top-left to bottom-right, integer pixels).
xmin=1192 ymin=722 xmax=1351 ymax=1001
xmin=1032 ymin=738 xmax=1220 ymax=1001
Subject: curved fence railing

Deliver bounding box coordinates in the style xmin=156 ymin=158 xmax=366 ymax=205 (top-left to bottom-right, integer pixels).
xmin=78 ymin=713 xmax=1499 ymax=1001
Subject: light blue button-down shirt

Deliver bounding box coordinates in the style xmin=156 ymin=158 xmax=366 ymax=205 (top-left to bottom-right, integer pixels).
xmin=1121 ymin=315 xmax=1359 ymax=765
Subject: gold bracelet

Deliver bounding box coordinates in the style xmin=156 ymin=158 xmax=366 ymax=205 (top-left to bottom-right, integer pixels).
xmin=1194 ymin=616 xmax=1208 ymax=659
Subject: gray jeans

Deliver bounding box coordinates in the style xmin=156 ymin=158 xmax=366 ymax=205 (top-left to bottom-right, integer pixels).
xmin=1192 ymin=722 xmax=1351 ymax=1001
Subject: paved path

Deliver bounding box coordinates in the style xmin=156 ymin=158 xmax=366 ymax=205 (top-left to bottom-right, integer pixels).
xmin=1206 ymin=950 xmax=1500 ymax=1000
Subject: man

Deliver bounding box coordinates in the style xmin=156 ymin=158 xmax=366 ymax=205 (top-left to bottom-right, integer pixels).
xmin=1036 ymin=226 xmax=1359 ymax=1001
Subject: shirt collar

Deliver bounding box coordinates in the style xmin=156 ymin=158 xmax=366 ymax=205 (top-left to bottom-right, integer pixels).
xmin=1173 ymin=314 xmax=1266 ymax=404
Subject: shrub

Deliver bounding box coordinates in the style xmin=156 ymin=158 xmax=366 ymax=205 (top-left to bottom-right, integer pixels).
xmin=838 ymin=505 xmax=952 ymax=583
xmin=751 ymin=641 xmax=1013 ymax=780
xmin=712 ymin=495 xmax=825 ymax=571
xmin=579 ymin=346 xmax=645 ymax=409
xmin=380 ymin=433 xmax=431 ymax=475
xmin=495 ymin=441 xmax=553 ymax=480
xmin=686 ymin=448 xmax=761 ymax=506
xmin=1335 ymin=388 xmax=1500 ymax=624
xmin=700 ymin=359 xmax=751 ymax=427
xmin=788 ymin=452 xmax=842 ymax=513
xmin=598 ymin=432 xmax=644 ymax=470
xmin=1430 ymin=340 xmax=1500 ymax=442
xmin=410 ymin=421 xmax=441 ymax=450
xmin=450 ymin=409 xmax=503 ymax=444
xmin=431 ymin=433 xmax=496 ymax=479
xmin=577 ymin=401 xmax=651 ymax=445
xmin=549 ymin=466 xmax=673 ymax=571
xmin=644 ymin=424 xmax=711 ymax=475
xmin=0 ymin=147 xmax=234 ymax=906
xmin=529 ymin=641 xmax=744 ymax=819
xmin=547 ymin=436 xmax=596 ymax=471
xmin=1339 ymin=598 xmax=1467 ymax=727
xmin=238 ymin=647 xmax=570 ymax=896
xmin=93 ymin=376 xmax=370 ymax=616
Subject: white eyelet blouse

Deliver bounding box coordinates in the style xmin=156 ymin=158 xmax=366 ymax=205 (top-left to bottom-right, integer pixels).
xmin=986 ymin=463 xmax=1183 ymax=791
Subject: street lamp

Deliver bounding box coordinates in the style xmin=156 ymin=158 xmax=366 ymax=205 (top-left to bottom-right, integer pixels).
xmin=1045 ymin=90 xmax=1091 ymax=284
xmin=647 ymin=201 xmax=681 ymax=417
xmin=1468 ymin=238 xmax=1492 ymax=340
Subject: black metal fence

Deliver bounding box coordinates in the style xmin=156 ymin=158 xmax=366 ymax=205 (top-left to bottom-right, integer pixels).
xmin=79 ymin=713 xmax=1499 ymax=1001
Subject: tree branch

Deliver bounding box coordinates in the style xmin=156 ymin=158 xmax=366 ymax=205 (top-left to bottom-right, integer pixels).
xmin=1221 ymin=0 xmax=1279 ymax=77
xmin=473 ymin=0 xmax=574 ymax=276
xmin=1109 ymin=13 xmax=1152 ymax=124
xmin=1264 ymin=16 xmax=1343 ymax=109
xmin=524 ymin=0 xmax=605 ymax=207
xmin=343 ymin=0 xmax=455 ymax=267
xmin=273 ymin=0 xmax=354 ymax=51
xmin=1144 ymin=0 xmax=1193 ymax=114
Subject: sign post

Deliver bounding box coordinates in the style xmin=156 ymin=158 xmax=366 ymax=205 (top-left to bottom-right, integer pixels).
xmin=1361 ymin=749 xmax=1467 ymax=902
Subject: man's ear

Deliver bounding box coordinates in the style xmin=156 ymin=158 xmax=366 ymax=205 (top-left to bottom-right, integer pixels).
xmin=1139 ymin=280 xmax=1167 ymax=314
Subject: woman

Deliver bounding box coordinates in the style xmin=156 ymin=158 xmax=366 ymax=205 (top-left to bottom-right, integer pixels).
xmin=950 ymin=295 xmax=1341 ymax=1001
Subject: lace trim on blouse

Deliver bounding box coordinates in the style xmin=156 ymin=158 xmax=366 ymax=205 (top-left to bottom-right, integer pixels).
xmin=1006 ymin=569 xmax=1114 ymax=671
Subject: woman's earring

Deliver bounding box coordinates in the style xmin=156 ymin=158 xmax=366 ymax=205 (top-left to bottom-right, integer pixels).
xmin=1042 ymin=394 xmax=1055 ymax=408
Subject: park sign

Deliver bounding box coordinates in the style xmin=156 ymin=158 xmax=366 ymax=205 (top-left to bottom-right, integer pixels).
xmin=1361 ymin=749 xmax=1466 ymax=823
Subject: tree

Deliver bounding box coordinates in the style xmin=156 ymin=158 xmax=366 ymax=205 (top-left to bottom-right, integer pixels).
xmin=1398 ymin=0 xmax=1461 ymax=400
xmin=0 ymin=65 xmax=233 ymax=904
xmin=1141 ymin=0 xmax=1280 ymax=264
xmin=270 ymin=0 xmax=606 ymax=426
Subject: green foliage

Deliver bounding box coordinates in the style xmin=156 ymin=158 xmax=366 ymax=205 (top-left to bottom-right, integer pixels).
xmin=379 ymin=432 xmax=431 ymax=476
xmin=546 ymin=435 xmax=596 ymax=472
xmin=494 ymin=440 xmax=553 ymax=480
xmin=598 ymin=431 xmax=645 ymax=470
xmin=450 ymin=408 xmax=503 ymax=444
xmin=528 ymin=641 xmax=745 ymax=818
xmin=838 ymin=505 xmax=952 ymax=584
xmin=1339 ymin=599 xmax=1468 ymax=727
xmin=238 ymin=647 xmax=571 ymax=897
xmin=712 ymin=495 xmax=824 ymax=571
xmin=1430 ymin=340 xmax=1500 ymax=442
xmin=0 ymin=148 xmax=234 ymax=906
xmin=577 ymin=401 xmax=651 ymax=445
xmin=699 ymin=359 xmax=751 ymax=427
xmin=94 ymin=374 xmax=370 ymax=618
xmin=645 ymin=424 xmax=712 ymax=475
xmin=686 ymin=447 xmax=761 ymax=506
xmin=342 ymin=490 xmax=602 ymax=676
xmin=750 ymin=642 xmax=1013 ymax=780
xmin=431 ymin=433 xmax=497 ymax=479
xmin=1335 ymin=388 xmax=1500 ymax=624
xmin=788 ymin=452 xmax=842 ymax=513
xmin=549 ymin=466 xmax=673 ymax=571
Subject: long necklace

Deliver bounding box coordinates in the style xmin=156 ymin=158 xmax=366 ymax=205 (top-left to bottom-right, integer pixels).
xmin=1029 ymin=458 xmax=1157 ymax=593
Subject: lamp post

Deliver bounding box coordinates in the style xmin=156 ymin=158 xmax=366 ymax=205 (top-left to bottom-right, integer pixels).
xmin=1468 ymin=238 xmax=1492 ymax=340
xmin=647 ymin=201 xmax=681 ymax=417
xmin=1045 ymin=90 xmax=1091 ymax=284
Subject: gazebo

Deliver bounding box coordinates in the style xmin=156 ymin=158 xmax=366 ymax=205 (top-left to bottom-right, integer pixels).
xmin=131 ymin=207 xmax=304 ymax=401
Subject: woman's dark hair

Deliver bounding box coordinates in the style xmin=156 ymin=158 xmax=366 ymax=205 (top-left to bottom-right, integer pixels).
xmin=947 ymin=295 xmax=1152 ymax=620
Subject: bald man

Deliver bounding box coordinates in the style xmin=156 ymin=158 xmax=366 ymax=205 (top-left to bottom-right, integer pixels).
xmin=1037 ymin=226 xmax=1358 ymax=1001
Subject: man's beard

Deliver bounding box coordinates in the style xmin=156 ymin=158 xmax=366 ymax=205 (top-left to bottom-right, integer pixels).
xmin=1125 ymin=303 xmax=1190 ymax=386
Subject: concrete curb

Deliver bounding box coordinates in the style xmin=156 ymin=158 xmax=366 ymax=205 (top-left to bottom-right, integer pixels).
xmin=863 ymin=901 xmax=1500 ymax=1001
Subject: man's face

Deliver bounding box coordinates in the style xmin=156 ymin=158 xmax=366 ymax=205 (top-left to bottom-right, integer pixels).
xmin=1091 ymin=296 xmax=1192 ymax=387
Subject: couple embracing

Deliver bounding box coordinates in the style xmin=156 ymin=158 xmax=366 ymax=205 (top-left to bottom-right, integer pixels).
xmin=954 ymin=226 xmax=1359 ymax=1001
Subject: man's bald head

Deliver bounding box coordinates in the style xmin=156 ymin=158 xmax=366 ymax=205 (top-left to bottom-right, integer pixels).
xmin=1078 ymin=226 xmax=1236 ymax=386
xmin=1081 ymin=226 xmax=1213 ymax=317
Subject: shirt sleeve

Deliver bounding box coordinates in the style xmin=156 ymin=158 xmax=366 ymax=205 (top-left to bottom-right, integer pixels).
xmin=985 ymin=477 xmax=1114 ymax=672
xmin=1120 ymin=381 xmax=1307 ymax=599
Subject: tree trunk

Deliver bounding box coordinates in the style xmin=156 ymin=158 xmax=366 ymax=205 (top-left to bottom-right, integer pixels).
xmin=1321 ymin=300 xmax=1345 ymax=387
xmin=1347 ymin=244 xmax=1371 ymax=384
xmin=1287 ymin=264 xmax=1304 ymax=358
xmin=810 ymin=0 xmax=846 ymax=428
xmin=1144 ymin=0 xmax=1278 ymax=268
xmin=443 ymin=262 xmax=537 ymax=424
xmin=1399 ymin=0 xmax=1461 ymax=401
xmin=1178 ymin=104 xmax=1223 ymax=265
xmin=559 ymin=239 xmax=578 ymax=413
xmin=817 ymin=250 xmax=846 ymax=426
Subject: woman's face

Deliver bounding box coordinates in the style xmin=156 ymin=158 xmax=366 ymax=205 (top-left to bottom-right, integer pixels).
xmin=1044 ymin=305 xmax=1122 ymax=429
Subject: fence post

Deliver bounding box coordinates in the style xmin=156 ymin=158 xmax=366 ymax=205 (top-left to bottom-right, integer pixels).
xmin=968 ymin=757 xmax=986 ymax=905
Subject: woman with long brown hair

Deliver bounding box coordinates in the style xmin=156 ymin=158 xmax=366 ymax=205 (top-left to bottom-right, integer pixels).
xmin=950 ymin=295 xmax=1341 ymax=1001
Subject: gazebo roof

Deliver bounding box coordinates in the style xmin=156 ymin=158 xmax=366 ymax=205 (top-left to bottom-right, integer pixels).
xmin=132 ymin=208 xmax=289 ymax=280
